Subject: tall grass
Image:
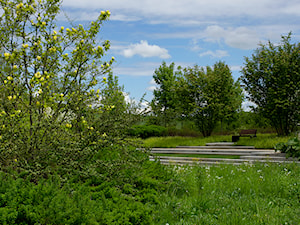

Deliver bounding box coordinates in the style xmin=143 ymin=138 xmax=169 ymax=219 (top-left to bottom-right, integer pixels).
xmin=143 ymin=133 xmax=293 ymax=149
xmin=154 ymin=162 xmax=300 ymax=225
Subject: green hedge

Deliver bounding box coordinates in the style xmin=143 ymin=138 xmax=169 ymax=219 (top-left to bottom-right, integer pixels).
xmin=128 ymin=125 xmax=167 ymax=139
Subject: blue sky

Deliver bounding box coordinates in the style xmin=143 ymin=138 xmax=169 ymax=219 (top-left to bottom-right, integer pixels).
xmin=60 ymin=0 xmax=300 ymax=109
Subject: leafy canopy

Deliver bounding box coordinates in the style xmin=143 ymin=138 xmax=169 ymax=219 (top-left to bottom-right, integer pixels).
xmin=241 ymin=33 xmax=300 ymax=136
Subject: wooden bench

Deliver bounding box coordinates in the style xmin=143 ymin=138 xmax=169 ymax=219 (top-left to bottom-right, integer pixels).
xmin=239 ymin=129 xmax=257 ymax=138
xmin=232 ymin=129 xmax=257 ymax=142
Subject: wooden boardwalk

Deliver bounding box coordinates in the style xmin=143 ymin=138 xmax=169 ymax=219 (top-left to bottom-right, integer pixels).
xmin=149 ymin=142 xmax=299 ymax=166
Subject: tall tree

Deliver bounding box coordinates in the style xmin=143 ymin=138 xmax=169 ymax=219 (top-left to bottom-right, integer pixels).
xmin=150 ymin=62 xmax=180 ymax=126
xmin=184 ymin=62 xmax=242 ymax=137
xmin=241 ymin=33 xmax=300 ymax=136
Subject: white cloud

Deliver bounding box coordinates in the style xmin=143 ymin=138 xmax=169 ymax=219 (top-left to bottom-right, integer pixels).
xmin=242 ymin=100 xmax=257 ymax=112
xmin=122 ymin=40 xmax=171 ymax=59
xmin=113 ymin=62 xmax=162 ymax=77
xmin=149 ymin=78 xmax=156 ymax=85
xmin=146 ymin=86 xmax=157 ymax=91
xmin=62 ymin=0 xmax=297 ymax=23
xmin=204 ymin=26 xmax=261 ymax=50
xmin=110 ymin=14 xmax=141 ymax=22
xmin=199 ymin=50 xmax=229 ymax=58
xmin=230 ymin=65 xmax=243 ymax=72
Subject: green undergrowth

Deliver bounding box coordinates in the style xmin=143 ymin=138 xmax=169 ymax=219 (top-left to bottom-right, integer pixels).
xmin=143 ymin=134 xmax=292 ymax=149
xmin=1 ymin=162 xmax=299 ymax=224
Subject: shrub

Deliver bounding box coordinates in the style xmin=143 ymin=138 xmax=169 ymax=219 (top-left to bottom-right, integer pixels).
xmin=128 ymin=125 xmax=167 ymax=139
xmin=275 ymin=137 xmax=300 ymax=159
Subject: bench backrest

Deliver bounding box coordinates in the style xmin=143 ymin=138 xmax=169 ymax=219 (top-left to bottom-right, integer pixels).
xmin=240 ymin=129 xmax=257 ymax=135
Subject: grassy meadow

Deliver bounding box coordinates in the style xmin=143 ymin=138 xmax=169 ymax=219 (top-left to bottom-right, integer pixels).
xmin=143 ymin=133 xmax=293 ymax=149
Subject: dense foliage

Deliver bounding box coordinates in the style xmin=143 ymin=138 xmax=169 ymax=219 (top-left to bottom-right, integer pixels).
xmin=128 ymin=125 xmax=167 ymax=139
xmin=150 ymin=61 xmax=243 ymax=136
xmin=275 ymin=137 xmax=300 ymax=159
xmin=241 ymin=33 xmax=300 ymax=136
xmin=150 ymin=62 xmax=181 ymax=126
xmin=183 ymin=62 xmax=243 ymax=137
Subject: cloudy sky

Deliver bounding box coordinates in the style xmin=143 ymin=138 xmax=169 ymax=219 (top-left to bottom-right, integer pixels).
xmin=60 ymin=0 xmax=300 ymax=107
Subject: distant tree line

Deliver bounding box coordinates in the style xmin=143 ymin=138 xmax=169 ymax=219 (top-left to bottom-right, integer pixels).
xmin=150 ymin=33 xmax=300 ymax=136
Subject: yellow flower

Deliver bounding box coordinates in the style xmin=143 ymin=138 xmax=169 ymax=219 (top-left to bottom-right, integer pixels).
xmin=34 ymin=72 xmax=41 ymax=78
xmin=53 ymin=36 xmax=57 ymax=40
xmin=111 ymin=56 xmax=115 ymax=61
xmin=66 ymin=123 xmax=72 ymax=128
xmin=16 ymin=3 xmax=23 ymax=9
xmin=38 ymin=89 xmax=43 ymax=94
xmin=7 ymin=76 xmax=13 ymax=81
xmin=36 ymin=56 xmax=41 ymax=60
xmin=22 ymin=44 xmax=29 ymax=48
xmin=60 ymin=93 xmax=64 ymax=97
xmin=4 ymin=52 xmax=10 ymax=57
xmin=13 ymin=65 xmax=18 ymax=69
xmin=106 ymin=10 xmax=111 ymax=16
xmin=40 ymin=77 xmax=44 ymax=81
xmin=103 ymin=77 xmax=107 ymax=81
xmin=13 ymin=95 xmax=17 ymax=100
xmin=14 ymin=158 xmax=18 ymax=162
xmin=42 ymin=22 xmax=46 ymax=26
xmin=72 ymin=27 xmax=76 ymax=32
xmin=36 ymin=101 xmax=40 ymax=105
xmin=101 ymin=11 xmax=105 ymax=15
xmin=53 ymin=30 xmax=57 ymax=35
xmin=61 ymin=26 xmax=64 ymax=30
xmin=4 ymin=80 xmax=7 ymax=84
xmin=8 ymin=96 xmax=13 ymax=100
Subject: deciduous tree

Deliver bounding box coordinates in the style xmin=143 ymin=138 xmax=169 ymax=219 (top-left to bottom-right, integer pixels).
xmin=184 ymin=62 xmax=242 ymax=137
xmin=241 ymin=33 xmax=300 ymax=136
xmin=0 ymin=0 xmax=113 ymax=168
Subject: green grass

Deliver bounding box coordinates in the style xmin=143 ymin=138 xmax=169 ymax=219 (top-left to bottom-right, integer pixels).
xmin=143 ymin=133 xmax=293 ymax=149
xmin=236 ymin=133 xmax=292 ymax=149
xmin=1 ymin=161 xmax=299 ymax=224
xmin=144 ymin=135 xmax=232 ymax=148
xmin=154 ymin=162 xmax=300 ymax=225
xmin=154 ymin=153 xmax=241 ymax=159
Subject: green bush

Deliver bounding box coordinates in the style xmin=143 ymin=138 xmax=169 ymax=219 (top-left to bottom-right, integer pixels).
xmin=128 ymin=125 xmax=167 ymax=139
xmin=275 ymin=137 xmax=300 ymax=159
